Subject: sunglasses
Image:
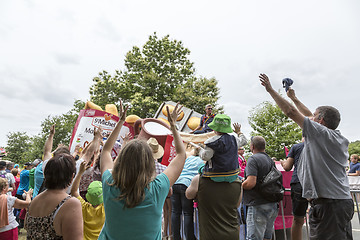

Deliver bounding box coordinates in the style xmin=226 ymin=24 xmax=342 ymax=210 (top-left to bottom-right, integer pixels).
xmin=207 ymin=108 xmax=212 ymax=110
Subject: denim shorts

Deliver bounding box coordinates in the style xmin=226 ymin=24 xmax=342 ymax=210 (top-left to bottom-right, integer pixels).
xmin=246 ymin=202 xmax=278 ymax=240
xmin=290 ymin=182 xmax=308 ymax=217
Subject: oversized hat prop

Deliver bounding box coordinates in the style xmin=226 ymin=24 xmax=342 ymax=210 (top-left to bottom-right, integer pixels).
xmin=208 ymin=114 xmax=233 ymax=133
xmin=147 ymin=137 xmax=164 ymax=160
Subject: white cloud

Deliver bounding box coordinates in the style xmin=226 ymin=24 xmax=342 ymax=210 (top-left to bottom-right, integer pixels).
xmin=0 ymin=0 xmax=359 ymax=148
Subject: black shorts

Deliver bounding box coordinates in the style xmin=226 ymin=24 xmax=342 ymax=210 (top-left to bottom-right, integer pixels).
xmin=290 ymin=182 xmax=308 ymax=217
xmin=309 ymin=198 xmax=354 ymax=240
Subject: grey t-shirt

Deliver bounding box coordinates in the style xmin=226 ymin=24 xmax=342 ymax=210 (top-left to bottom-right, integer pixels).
xmin=243 ymin=152 xmax=273 ymax=206
xmin=298 ymin=117 xmax=351 ymax=199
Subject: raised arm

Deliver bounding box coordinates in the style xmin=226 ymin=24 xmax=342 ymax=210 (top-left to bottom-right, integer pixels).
xmin=287 ymin=88 xmax=313 ymax=117
xmin=81 ymin=128 xmax=102 ymax=164
xmin=43 ymin=124 xmax=55 ymax=160
xmin=70 ymin=161 xmax=88 ymax=198
xmin=100 ymin=100 xmax=128 ymax=174
xmin=233 ymin=123 xmax=248 ymax=147
xmin=259 ymin=74 xmax=305 ymax=129
xmin=163 ymin=104 xmax=186 ymax=186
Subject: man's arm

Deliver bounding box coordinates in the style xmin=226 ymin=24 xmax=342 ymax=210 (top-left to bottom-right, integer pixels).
xmin=242 ymin=175 xmax=257 ymax=190
xmin=287 ymin=88 xmax=313 ymax=117
xmin=259 ymin=74 xmax=305 ymax=129
xmin=185 ymin=175 xmax=200 ymax=200
xmin=281 ymin=157 xmax=295 ymax=171
xmin=43 ymin=124 xmax=55 ymax=160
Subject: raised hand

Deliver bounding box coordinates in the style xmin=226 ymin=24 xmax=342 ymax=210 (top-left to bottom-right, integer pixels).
xmin=24 ymin=188 xmax=33 ymax=197
xmin=50 ymin=124 xmax=55 ymax=135
xmin=259 ymin=74 xmax=273 ymax=92
xmin=94 ymin=127 xmax=102 ymax=139
xmin=166 ymin=103 xmax=183 ymax=127
xmin=79 ymin=160 xmax=88 ymax=174
xmin=233 ymin=123 xmax=241 ymax=134
xmin=286 ymin=87 xmax=296 ymax=100
xmin=121 ymin=132 xmax=132 ymax=145
xmin=118 ymin=100 xmax=129 ymax=122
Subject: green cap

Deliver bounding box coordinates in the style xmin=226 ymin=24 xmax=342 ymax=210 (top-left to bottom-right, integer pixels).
xmin=86 ymin=181 xmax=103 ymax=206
xmin=208 ymin=114 xmax=233 ymax=133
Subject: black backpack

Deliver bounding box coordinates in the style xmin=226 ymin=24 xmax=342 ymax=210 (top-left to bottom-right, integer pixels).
xmin=258 ymin=158 xmax=285 ymax=202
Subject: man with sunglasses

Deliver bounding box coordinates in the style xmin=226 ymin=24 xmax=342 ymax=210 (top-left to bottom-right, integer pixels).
xmin=191 ymin=104 xmax=216 ymax=134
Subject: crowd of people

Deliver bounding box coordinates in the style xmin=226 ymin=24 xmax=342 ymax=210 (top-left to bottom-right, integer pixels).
xmin=0 ymin=74 xmax=358 ymax=240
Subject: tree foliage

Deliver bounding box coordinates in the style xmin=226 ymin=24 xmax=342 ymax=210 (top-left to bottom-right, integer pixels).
xmin=4 ymin=132 xmax=32 ymax=164
xmin=4 ymin=100 xmax=84 ymax=163
xmin=248 ymin=101 xmax=302 ymax=160
xmin=89 ymin=33 xmax=223 ymax=117
xmin=349 ymin=141 xmax=360 ymax=156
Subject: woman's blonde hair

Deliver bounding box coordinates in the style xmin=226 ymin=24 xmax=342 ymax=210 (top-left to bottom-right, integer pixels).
xmin=111 ymin=139 xmax=155 ymax=208
xmin=0 ymin=178 xmax=8 ymax=192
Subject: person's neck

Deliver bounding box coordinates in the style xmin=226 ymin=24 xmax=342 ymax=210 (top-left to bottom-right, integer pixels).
xmin=252 ymin=149 xmax=265 ymax=154
xmin=45 ymin=189 xmax=68 ymax=195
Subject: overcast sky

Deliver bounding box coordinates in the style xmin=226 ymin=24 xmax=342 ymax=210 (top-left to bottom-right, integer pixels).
xmin=1 ymin=0 xmax=359 ymax=148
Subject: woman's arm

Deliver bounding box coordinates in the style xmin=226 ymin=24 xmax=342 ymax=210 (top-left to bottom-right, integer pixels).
xmin=100 ymin=100 xmax=128 ymax=174
xmin=163 ymin=104 xmax=186 ymax=186
xmin=81 ymin=128 xmax=102 ymax=164
xmin=59 ymin=198 xmax=83 ymax=240
xmin=43 ymin=124 xmax=55 ymax=160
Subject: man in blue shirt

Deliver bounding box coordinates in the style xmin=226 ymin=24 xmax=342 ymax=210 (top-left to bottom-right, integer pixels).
xmin=16 ymin=162 xmax=33 ymax=198
xmin=281 ymin=140 xmax=307 ymax=240
xmin=348 ymin=154 xmax=360 ymax=176
xmin=190 ymin=104 xmax=216 ymax=134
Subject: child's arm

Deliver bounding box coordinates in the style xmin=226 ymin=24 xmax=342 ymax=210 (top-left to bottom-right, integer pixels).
xmin=199 ymin=146 xmax=214 ymax=161
xmin=233 ymin=123 xmax=247 ymax=147
xmin=70 ymin=161 xmax=88 ymax=198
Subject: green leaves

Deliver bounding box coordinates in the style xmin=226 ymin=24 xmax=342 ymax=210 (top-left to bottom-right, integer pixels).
xmin=349 ymin=141 xmax=360 ymax=157
xmin=248 ymin=101 xmax=302 ymax=160
xmin=89 ymin=32 xmax=223 ymax=117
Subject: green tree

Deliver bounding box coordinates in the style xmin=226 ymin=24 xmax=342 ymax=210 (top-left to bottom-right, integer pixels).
xmin=5 ymin=99 xmax=85 ymax=162
xmin=89 ymin=33 xmax=223 ymax=117
xmin=5 ymin=132 xmax=32 ymax=164
xmin=174 ymin=76 xmax=223 ymax=114
xmin=349 ymin=140 xmax=360 ymax=156
xmin=248 ymin=100 xmax=302 ymax=160
xmin=36 ymin=99 xmax=84 ymax=152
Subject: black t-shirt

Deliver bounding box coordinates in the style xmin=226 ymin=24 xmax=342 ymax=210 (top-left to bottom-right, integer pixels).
xmin=287 ymin=142 xmax=304 ymax=184
xmin=243 ymin=152 xmax=273 ymax=206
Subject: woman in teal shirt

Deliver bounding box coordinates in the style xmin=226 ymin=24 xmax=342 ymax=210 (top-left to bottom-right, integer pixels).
xmin=99 ymin=102 xmax=186 ymax=240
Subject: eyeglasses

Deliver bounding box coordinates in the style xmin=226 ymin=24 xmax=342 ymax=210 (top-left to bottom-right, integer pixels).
xmin=207 ymin=108 xmax=212 ymax=110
